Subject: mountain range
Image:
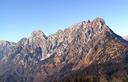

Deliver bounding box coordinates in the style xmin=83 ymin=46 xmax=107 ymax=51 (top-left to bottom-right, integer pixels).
xmin=0 ymin=17 xmax=128 ymax=82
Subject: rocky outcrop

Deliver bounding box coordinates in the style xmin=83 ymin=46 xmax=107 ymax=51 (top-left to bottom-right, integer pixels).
xmin=0 ymin=17 xmax=128 ymax=82
xmin=0 ymin=40 xmax=16 ymax=62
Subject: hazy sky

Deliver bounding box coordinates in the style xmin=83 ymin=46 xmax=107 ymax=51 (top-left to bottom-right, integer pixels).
xmin=0 ymin=0 xmax=128 ymax=42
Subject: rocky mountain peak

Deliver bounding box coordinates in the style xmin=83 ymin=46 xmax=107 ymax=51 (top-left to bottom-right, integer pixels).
xmin=0 ymin=40 xmax=16 ymax=47
xmin=92 ymin=17 xmax=105 ymax=25
xmin=30 ymin=30 xmax=47 ymax=39
xmin=91 ymin=17 xmax=111 ymax=33
xmin=0 ymin=40 xmax=9 ymax=46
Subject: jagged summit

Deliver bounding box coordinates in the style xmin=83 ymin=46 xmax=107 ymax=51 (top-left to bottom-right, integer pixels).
xmin=26 ymin=17 xmax=113 ymax=42
xmin=92 ymin=17 xmax=105 ymax=25
xmin=30 ymin=30 xmax=47 ymax=39
xmin=0 ymin=40 xmax=16 ymax=48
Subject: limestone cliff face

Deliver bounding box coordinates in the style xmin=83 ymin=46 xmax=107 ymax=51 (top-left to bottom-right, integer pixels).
xmin=0 ymin=17 xmax=128 ymax=82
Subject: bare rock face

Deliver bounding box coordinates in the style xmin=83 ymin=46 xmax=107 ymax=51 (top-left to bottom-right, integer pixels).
xmin=0 ymin=40 xmax=16 ymax=62
xmin=0 ymin=17 xmax=128 ymax=82
xmin=28 ymin=30 xmax=48 ymax=60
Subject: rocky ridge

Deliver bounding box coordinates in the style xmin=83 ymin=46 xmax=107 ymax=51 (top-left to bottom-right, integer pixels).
xmin=0 ymin=17 xmax=128 ymax=82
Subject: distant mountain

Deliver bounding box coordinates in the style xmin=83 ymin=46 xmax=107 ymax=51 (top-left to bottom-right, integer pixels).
xmin=124 ymin=35 xmax=128 ymax=41
xmin=0 ymin=17 xmax=128 ymax=82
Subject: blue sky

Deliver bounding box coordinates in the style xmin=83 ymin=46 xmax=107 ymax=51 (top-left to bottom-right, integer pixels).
xmin=0 ymin=0 xmax=128 ymax=42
